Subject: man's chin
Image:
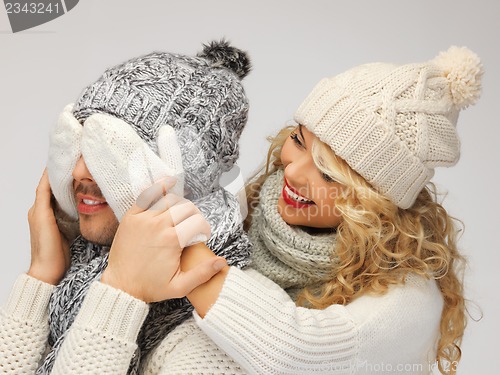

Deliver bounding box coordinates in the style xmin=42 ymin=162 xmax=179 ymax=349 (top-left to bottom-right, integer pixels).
xmin=79 ymin=225 xmax=116 ymax=247
xmin=80 ymin=233 xmax=114 ymax=247
xmin=78 ymin=216 xmax=119 ymax=247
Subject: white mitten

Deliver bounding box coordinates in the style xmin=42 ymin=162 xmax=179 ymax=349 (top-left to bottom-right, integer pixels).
xmin=81 ymin=113 xmax=184 ymax=221
xmin=47 ymin=104 xmax=82 ymax=220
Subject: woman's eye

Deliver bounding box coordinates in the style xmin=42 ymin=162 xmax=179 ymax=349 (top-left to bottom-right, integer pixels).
xmin=321 ymin=172 xmax=335 ymax=183
xmin=290 ymin=132 xmax=304 ymax=148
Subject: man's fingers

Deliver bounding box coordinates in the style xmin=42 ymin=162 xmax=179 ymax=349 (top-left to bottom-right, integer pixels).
xmin=34 ymin=169 xmax=53 ymax=209
xmin=149 ymin=193 xmax=185 ymax=214
xmin=129 ymin=177 xmax=177 ymax=214
xmin=175 ymin=214 xmax=211 ymax=248
xmin=169 ymin=257 xmax=227 ymax=297
xmin=160 ymin=199 xmax=200 ymax=224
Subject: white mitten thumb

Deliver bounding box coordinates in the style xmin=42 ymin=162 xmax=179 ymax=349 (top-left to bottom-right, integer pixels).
xmin=47 ymin=104 xmax=82 ymax=220
xmin=157 ymin=125 xmax=184 ymax=197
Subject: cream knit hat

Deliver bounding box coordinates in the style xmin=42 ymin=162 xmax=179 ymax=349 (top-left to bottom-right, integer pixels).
xmin=294 ymin=46 xmax=483 ymax=209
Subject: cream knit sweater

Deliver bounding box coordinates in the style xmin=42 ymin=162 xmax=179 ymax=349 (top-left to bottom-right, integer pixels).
xmin=0 ymin=268 xmax=443 ymax=374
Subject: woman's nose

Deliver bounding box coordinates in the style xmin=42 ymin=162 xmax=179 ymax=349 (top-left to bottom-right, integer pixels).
xmin=284 ymin=153 xmax=311 ymax=187
xmin=72 ymin=156 xmax=94 ymax=183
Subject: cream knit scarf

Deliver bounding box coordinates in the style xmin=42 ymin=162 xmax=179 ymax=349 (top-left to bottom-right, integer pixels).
xmin=248 ymin=169 xmax=338 ymax=298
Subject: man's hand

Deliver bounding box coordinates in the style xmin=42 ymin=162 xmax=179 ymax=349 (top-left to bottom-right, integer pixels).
xmin=27 ymin=169 xmax=71 ymax=285
xmin=101 ymin=178 xmax=226 ymax=303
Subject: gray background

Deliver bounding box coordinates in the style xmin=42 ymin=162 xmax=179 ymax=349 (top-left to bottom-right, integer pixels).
xmin=1 ymin=1 xmax=498 ymax=373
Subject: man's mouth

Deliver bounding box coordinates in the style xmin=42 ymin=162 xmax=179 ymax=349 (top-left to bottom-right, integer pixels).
xmin=77 ymin=194 xmax=108 ymax=214
xmin=82 ymin=199 xmax=104 ymax=205
xmin=282 ymin=179 xmax=315 ymax=208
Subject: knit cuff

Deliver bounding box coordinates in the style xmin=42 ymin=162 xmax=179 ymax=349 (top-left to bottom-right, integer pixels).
xmin=74 ymin=281 xmax=149 ymax=342
xmin=194 ymin=266 xmax=293 ymax=324
xmin=4 ymin=273 xmax=55 ymax=324
xmin=193 ymin=267 xmax=296 ymax=370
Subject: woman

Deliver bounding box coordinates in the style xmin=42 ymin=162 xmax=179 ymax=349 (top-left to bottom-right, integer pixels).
xmin=124 ymin=45 xmax=482 ymax=374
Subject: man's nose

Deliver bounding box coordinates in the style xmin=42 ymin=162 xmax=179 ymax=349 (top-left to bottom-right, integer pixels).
xmin=72 ymin=156 xmax=95 ymax=183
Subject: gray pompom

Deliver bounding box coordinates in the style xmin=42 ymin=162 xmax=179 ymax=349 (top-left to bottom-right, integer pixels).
xmin=198 ymin=39 xmax=251 ymax=79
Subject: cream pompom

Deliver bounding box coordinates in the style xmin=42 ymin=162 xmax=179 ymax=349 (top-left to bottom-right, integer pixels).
xmin=433 ymin=46 xmax=483 ymax=109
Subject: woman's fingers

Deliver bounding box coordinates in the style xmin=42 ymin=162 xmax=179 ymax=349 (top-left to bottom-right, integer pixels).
xmin=110 ymin=177 xmax=213 ymax=301
xmin=167 ymin=257 xmax=227 ymax=298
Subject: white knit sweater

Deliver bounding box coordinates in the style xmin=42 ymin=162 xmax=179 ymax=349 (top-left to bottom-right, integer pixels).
xmin=0 ymin=268 xmax=443 ymax=374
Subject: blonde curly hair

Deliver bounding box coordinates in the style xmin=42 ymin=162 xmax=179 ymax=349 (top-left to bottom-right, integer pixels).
xmin=244 ymin=125 xmax=466 ymax=375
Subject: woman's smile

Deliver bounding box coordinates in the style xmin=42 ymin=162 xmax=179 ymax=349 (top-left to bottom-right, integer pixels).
xmin=282 ymin=178 xmax=315 ymax=208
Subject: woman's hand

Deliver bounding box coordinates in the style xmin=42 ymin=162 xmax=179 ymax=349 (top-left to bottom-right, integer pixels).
xmin=27 ymin=169 xmax=71 ymax=285
xmin=181 ymin=243 xmax=230 ymax=318
xmin=101 ymin=178 xmax=227 ymax=303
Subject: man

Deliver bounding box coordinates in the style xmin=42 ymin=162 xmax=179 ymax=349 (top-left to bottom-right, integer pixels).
xmin=0 ymin=40 xmax=252 ymax=374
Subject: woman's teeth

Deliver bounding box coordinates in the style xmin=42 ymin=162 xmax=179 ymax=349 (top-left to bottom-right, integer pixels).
xmin=82 ymin=199 xmax=104 ymax=205
xmin=284 ymin=185 xmax=313 ymax=203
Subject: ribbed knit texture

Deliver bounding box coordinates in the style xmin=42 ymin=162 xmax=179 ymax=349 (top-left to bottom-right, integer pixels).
xmin=1 ymin=268 xmax=443 ymax=374
xmin=196 ymin=268 xmax=358 ymax=374
xmin=294 ymin=46 xmax=483 ymax=208
xmin=195 ymin=267 xmax=443 ymax=375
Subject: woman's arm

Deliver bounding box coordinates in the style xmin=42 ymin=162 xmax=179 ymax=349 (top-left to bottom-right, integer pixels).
xmin=181 ymin=246 xmax=358 ymax=374
xmin=181 ymin=245 xmax=443 ymax=375
xmin=181 ymin=243 xmax=228 ymax=317
xmin=183 ymin=255 xmax=359 ymax=374
xmin=0 ymin=274 xmax=54 ymax=374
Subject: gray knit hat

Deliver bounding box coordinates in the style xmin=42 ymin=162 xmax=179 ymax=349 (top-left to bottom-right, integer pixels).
xmin=73 ymin=39 xmax=251 ymax=199
xmin=48 ymin=40 xmax=251 ymax=221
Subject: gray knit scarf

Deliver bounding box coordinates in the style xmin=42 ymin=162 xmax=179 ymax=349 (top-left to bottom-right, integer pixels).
xmin=249 ymin=169 xmax=338 ymax=299
xmin=36 ymin=188 xmax=251 ymax=374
